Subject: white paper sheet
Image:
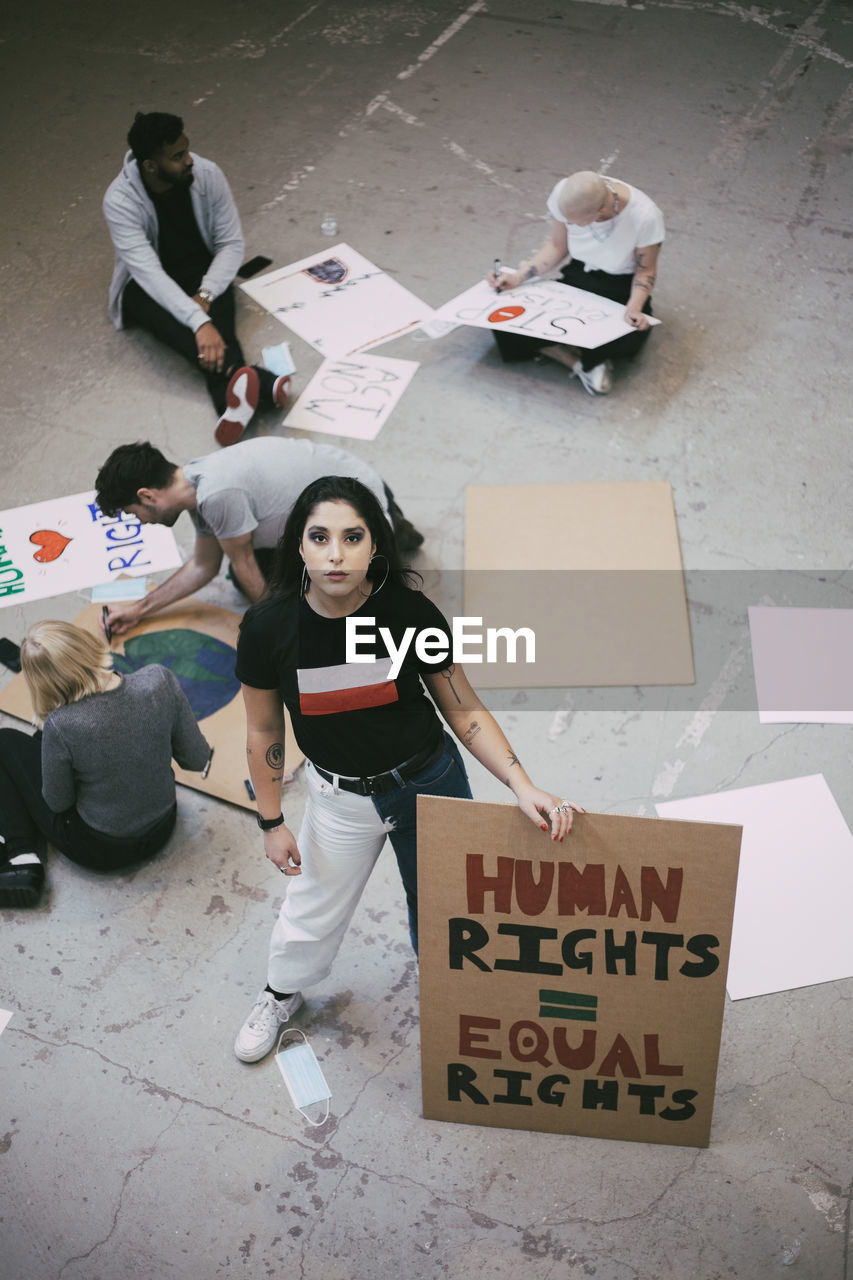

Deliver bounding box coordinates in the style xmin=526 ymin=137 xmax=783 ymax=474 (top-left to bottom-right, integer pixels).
xmin=0 ymin=492 xmax=180 ymax=609
xmin=241 ymin=244 xmax=433 ymax=358
xmin=0 ymin=1010 xmax=13 ymax=1036
xmin=431 ymin=277 xmax=660 ymax=349
xmin=749 ymin=606 xmax=853 ymax=723
xmin=283 ymin=354 xmax=418 ymax=440
xmin=657 ymin=774 xmax=853 ymax=999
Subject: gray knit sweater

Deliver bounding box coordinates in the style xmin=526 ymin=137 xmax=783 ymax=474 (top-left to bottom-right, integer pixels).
xmin=41 ymin=665 xmax=210 ymax=835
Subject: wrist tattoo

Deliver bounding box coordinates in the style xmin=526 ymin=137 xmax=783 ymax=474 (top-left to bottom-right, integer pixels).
xmin=265 ymin=742 xmax=284 ymax=771
xmin=523 ymin=264 xmax=538 ymax=281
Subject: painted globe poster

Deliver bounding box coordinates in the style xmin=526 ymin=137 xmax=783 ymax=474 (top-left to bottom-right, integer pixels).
xmin=112 ymin=629 xmax=240 ymax=722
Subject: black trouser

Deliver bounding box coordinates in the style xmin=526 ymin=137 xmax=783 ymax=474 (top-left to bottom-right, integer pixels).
xmin=122 ymin=281 xmax=275 ymax=415
xmin=492 ymin=259 xmax=653 ymax=371
xmin=0 ymin=728 xmax=176 ymax=872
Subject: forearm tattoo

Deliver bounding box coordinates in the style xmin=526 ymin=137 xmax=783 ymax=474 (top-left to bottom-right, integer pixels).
xmin=265 ymin=742 xmax=284 ymax=779
xmin=522 ymin=264 xmax=538 ymax=281
xmin=440 ymin=665 xmax=461 ymax=704
xmin=463 ymin=720 xmax=481 ymax=747
xmin=504 ymin=750 xmax=521 ymax=787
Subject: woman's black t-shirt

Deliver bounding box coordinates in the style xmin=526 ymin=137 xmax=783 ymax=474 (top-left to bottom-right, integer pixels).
xmin=236 ymin=583 xmax=453 ymax=776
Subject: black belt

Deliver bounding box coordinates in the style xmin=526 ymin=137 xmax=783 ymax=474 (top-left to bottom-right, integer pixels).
xmin=312 ymin=735 xmax=445 ymax=797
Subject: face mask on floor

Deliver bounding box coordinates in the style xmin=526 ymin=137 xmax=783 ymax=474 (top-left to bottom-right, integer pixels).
xmin=276 ymin=1028 xmax=331 ymax=1126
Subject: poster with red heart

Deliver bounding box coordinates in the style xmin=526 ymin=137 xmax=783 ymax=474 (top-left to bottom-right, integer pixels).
xmin=0 ymin=490 xmax=180 ymax=608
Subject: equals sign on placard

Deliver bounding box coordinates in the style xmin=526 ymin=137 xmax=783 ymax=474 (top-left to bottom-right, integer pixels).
xmin=538 ymin=990 xmax=598 ymax=1022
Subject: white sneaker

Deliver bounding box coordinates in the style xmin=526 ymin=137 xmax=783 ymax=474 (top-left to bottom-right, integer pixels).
xmin=234 ymin=989 xmax=304 ymax=1062
xmin=573 ymin=360 xmax=613 ymax=396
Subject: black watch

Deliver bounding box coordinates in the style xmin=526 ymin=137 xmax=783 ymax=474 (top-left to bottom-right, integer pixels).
xmin=257 ymin=812 xmax=285 ymax=831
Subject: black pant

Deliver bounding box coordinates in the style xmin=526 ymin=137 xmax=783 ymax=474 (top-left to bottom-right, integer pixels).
xmin=492 ymin=259 xmax=653 ymax=371
xmin=122 ymin=280 xmax=275 ymax=415
xmin=0 ymin=728 xmax=177 ymax=872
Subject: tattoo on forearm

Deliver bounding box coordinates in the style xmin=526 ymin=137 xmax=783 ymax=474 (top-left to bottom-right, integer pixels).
xmin=634 ymin=274 xmax=655 ymax=293
xmin=463 ymin=720 xmax=481 ymax=747
xmin=266 ymin=742 xmax=284 ymax=771
xmin=523 ymin=264 xmax=538 ymax=281
xmin=504 ymin=750 xmax=521 ymax=787
xmin=440 ymin=665 xmax=461 ymax=704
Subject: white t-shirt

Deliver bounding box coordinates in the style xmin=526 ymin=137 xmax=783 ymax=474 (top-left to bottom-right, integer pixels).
xmin=184 ymin=437 xmax=389 ymax=547
xmin=546 ymin=179 xmax=665 ymax=275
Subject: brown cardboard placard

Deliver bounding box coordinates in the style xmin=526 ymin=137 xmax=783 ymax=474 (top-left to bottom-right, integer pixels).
xmin=0 ymin=601 xmax=303 ymax=812
xmin=463 ymin=481 xmax=694 ymax=687
xmin=418 ymin=797 xmax=741 ymax=1148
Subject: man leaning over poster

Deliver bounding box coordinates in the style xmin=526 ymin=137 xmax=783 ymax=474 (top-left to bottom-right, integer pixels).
xmin=94 ymin=438 xmax=423 ymax=635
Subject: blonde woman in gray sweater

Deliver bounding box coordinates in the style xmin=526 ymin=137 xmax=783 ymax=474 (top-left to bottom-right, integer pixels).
xmin=0 ymin=621 xmax=210 ymax=907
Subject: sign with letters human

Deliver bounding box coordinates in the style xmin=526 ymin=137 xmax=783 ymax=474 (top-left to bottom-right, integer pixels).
xmin=0 ymin=491 xmax=180 ymax=608
xmin=418 ymin=797 xmax=741 ymax=1147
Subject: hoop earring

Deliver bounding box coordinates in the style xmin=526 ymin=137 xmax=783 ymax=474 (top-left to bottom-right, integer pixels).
xmin=358 ymin=553 xmax=389 ymax=598
xmin=300 ymin=565 xmax=309 ymax=597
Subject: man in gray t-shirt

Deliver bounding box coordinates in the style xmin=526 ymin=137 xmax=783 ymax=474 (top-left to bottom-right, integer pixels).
xmin=95 ymin=438 xmax=421 ymax=635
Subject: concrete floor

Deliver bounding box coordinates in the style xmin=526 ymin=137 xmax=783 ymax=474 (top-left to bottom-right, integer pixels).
xmin=1 ymin=1 xmax=852 ymax=1276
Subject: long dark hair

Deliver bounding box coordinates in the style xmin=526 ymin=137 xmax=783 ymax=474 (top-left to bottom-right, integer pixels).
xmin=269 ymin=476 xmax=419 ymax=595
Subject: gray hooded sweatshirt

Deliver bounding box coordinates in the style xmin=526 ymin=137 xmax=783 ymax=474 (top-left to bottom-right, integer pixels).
xmin=102 ymin=149 xmax=244 ymax=333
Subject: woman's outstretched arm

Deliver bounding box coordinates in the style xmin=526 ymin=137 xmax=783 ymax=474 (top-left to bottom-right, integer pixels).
xmin=424 ymin=665 xmax=583 ymax=841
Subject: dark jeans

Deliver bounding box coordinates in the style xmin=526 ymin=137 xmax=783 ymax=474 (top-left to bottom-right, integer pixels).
xmin=370 ymin=733 xmax=472 ymax=950
xmin=122 ymin=280 xmax=275 ymax=414
xmin=0 ymin=727 xmax=177 ymax=872
xmin=492 ymin=258 xmax=653 ymax=371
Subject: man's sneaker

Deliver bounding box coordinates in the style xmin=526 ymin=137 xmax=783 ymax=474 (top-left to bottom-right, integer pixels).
xmin=272 ymin=374 xmax=291 ymax=410
xmin=215 ymin=366 xmax=260 ymax=447
xmin=234 ymin=989 xmax=304 ymax=1062
xmin=573 ymin=359 xmax=613 ymax=396
xmin=0 ymin=853 xmax=44 ymax=908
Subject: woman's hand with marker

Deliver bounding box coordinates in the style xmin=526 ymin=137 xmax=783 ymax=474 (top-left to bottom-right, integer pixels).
xmin=488 ymin=258 xmax=522 ymax=293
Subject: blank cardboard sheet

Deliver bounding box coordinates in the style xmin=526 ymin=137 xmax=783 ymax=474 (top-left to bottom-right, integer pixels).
xmin=748 ymin=605 xmax=853 ymax=723
xmin=464 ymin=481 xmax=694 ymax=687
xmin=657 ymin=774 xmax=853 ymax=999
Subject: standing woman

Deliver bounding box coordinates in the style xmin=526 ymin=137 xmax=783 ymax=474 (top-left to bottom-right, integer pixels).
xmin=488 ymin=169 xmax=664 ymax=395
xmin=0 ymin=621 xmax=211 ymax=907
xmin=234 ymin=475 xmax=583 ymax=1062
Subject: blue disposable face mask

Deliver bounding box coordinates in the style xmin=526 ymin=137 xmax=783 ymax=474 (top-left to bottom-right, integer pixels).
xmin=275 ymin=1029 xmax=331 ymax=1126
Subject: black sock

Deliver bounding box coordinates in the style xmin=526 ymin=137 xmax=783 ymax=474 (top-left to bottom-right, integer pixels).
xmin=265 ymin=984 xmax=293 ymax=1001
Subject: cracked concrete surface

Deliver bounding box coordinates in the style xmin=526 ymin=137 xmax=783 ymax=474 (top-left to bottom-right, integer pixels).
xmin=1 ymin=1 xmax=852 ymax=1276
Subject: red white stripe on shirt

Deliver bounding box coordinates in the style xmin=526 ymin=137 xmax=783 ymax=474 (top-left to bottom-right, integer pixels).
xmin=297 ymin=657 xmax=398 ymax=716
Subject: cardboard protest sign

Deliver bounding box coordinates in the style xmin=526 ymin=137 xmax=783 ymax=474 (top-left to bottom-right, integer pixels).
xmin=0 ymin=601 xmax=303 ymax=812
xmin=0 ymin=492 xmax=180 ymax=609
xmin=284 ymin=354 xmax=419 ymax=440
xmin=418 ymin=798 xmax=741 ymax=1147
xmin=748 ymin=606 xmax=853 ymax=724
xmin=432 ymin=278 xmax=659 ymax=349
xmin=241 ymin=244 xmax=433 ymax=358
xmin=464 ymin=481 xmax=694 ymax=688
